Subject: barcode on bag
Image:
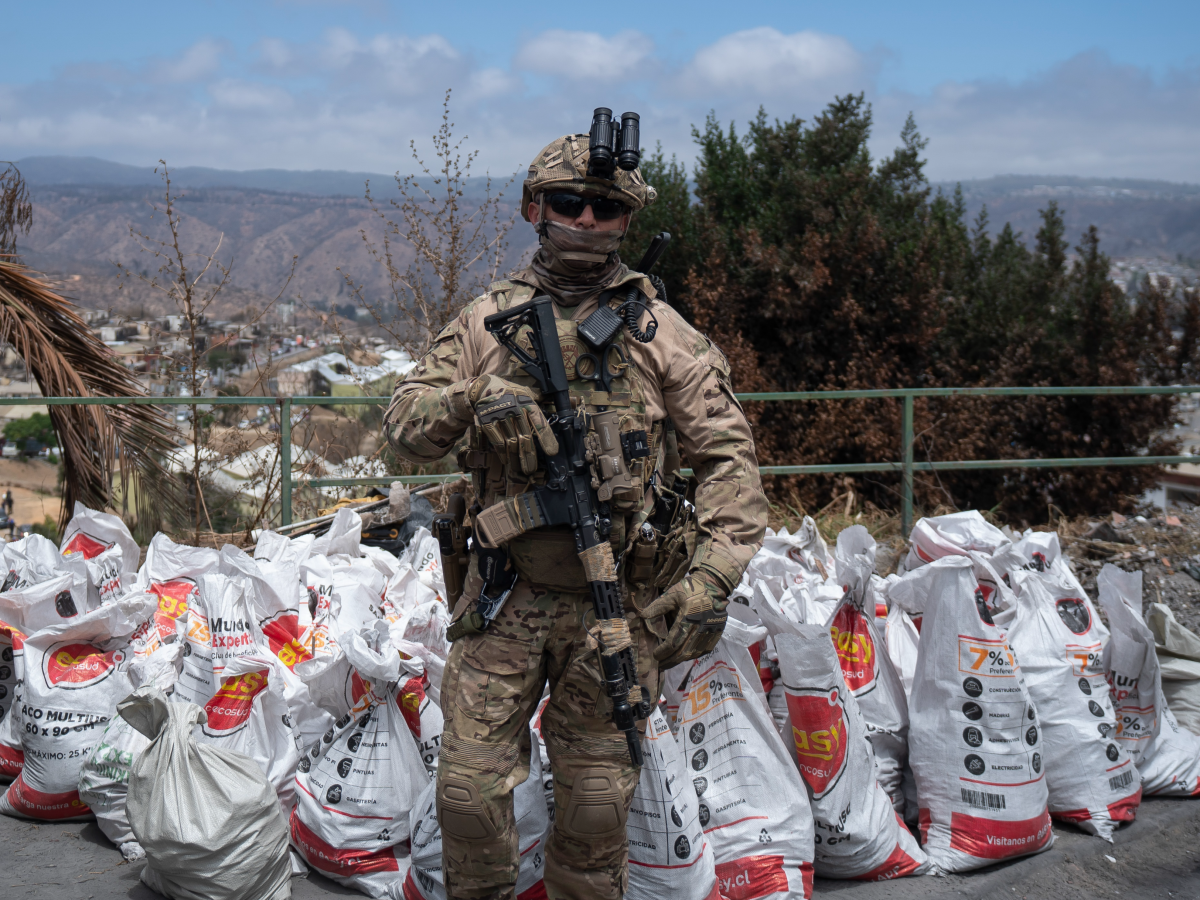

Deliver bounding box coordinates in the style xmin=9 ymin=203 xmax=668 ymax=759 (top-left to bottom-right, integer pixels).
xmin=1109 ymin=769 xmax=1134 ymax=791
xmin=960 ymin=787 xmax=1006 ymax=810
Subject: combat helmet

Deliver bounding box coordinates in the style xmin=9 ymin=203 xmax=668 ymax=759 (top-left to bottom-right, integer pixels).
xmin=521 ymin=133 xmax=657 ymax=222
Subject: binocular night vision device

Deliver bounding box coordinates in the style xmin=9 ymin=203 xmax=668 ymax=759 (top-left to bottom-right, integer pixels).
xmin=587 ymin=107 xmax=641 ymax=180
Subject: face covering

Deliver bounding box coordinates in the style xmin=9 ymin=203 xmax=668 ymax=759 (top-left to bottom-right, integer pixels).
xmin=529 ymin=221 xmax=625 ymax=306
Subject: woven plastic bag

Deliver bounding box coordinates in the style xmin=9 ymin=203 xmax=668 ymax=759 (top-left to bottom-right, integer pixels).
xmin=121 ymin=685 xmax=292 ymax=900
xmin=1098 ymin=564 xmax=1200 ymax=796
xmin=626 ymin=706 xmax=720 ymax=900
xmin=907 ymin=557 xmax=1053 ymax=872
xmin=995 ymin=570 xmax=1140 ymax=840
xmin=670 ymin=617 xmax=815 ymax=899
xmin=776 ymin=625 xmax=930 ymax=880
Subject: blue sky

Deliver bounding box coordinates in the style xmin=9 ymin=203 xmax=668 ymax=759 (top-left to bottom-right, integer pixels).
xmin=4 ymin=1 xmax=1199 ymax=180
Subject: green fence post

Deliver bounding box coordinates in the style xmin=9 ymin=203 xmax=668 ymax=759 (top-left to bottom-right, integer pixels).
xmin=902 ymin=393 xmax=914 ymax=538
xmin=280 ymin=398 xmax=292 ymax=527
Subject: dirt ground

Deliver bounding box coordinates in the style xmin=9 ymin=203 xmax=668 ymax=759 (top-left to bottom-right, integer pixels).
xmin=0 ymin=457 xmax=62 ymax=528
xmin=0 ymin=795 xmax=1196 ymax=899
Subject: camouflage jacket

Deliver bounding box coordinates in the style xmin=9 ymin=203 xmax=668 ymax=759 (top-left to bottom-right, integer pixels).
xmin=383 ymin=266 xmax=766 ymax=594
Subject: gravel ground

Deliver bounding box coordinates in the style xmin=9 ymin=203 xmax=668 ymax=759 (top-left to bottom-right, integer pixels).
xmin=1 ymin=796 xmax=1198 ymax=899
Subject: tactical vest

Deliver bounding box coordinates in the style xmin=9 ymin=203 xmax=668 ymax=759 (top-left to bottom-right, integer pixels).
xmin=458 ymin=280 xmax=675 ymax=592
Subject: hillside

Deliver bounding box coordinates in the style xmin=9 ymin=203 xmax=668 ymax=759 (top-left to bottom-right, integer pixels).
xmin=11 ymin=159 xmax=1200 ymax=318
xmin=933 ymin=175 xmax=1200 ymax=260
xmin=15 ymin=157 xmax=535 ymax=319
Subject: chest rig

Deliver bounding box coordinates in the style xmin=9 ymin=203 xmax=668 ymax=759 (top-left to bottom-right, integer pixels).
xmin=458 ymin=281 xmax=665 ymax=590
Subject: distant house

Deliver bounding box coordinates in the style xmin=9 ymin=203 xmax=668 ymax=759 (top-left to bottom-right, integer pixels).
xmin=278 ymin=350 xmax=414 ymax=400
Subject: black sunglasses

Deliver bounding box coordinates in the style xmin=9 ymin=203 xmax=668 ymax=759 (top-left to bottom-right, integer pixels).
xmin=545 ymin=192 xmax=628 ymax=221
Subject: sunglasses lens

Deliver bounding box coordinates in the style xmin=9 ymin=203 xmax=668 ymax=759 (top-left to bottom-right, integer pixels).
xmin=548 ymin=193 xmax=586 ymax=218
xmin=591 ymin=199 xmax=627 ymax=220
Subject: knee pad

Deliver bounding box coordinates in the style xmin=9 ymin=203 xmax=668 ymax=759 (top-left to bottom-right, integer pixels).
xmin=438 ymin=777 xmax=497 ymax=842
xmin=560 ymin=768 xmax=626 ymax=840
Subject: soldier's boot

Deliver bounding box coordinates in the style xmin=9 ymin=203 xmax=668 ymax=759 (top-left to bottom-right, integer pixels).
xmin=543 ymin=754 xmax=641 ymax=900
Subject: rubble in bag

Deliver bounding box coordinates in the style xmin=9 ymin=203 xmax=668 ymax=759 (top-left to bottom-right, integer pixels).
xmin=627 ymin=706 xmax=719 ymax=900
xmin=887 ymin=549 xmax=1014 ymax=633
xmin=1146 ymin=603 xmax=1200 ymax=735
xmin=669 ymin=617 xmax=815 ymax=900
xmin=907 ymin=557 xmax=1053 ymax=873
xmin=995 ymin=571 xmax=1140 ymax=840
xmin=195 ymin=653 xmax=300 ymax=817
xmin=404 ymin=722 xmax=548 ymax=900
xmin=291 ymin=622 xmax=430 ymax=898
xmin=0 ymin=590 xmax=155 ymax=821
xmin=135 ymin=533 xmax=219 ymax=642
xmin=121 ymin=685 xmax=292 ymax=900
xmin=826 ymin=526 xmax=910 ymax=810
xmin=901 ymin=511 xmax=1010 ymax=572
xmin=1098 ymin=564 xmax=1200 ymax=796
xmin=776 ymin=625 xmax=929 ymax=880
xmin=78 ymin=640 xmax=182 ymax=861
xmin=61 ymin=503 xmax=139 ymax=607
xmin=0 ymin=621 xmax=24 ymax=781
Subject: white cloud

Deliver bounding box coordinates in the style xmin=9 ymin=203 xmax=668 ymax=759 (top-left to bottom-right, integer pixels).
xmin=679 ymin=27 xmax=866 ymax=97
xmin=514 ymin=30 xmax=655 ymax=82
xmin=150 ymin=38 xmax=229 ymax=84
xmin=3 ymin=30 xmax=1200 ymax=184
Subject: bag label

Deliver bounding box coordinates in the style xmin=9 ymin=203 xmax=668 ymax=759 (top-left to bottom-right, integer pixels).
xmin=829 ymin=606 xmax=877 ymax=693
xmin=948 ymin=809 xmax=1052 ymax=859
xmin=784 ymin=686 xmax=848 ymax=800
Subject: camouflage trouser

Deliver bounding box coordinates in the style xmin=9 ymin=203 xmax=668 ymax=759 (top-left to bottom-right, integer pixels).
xmin=436 ymin=575 xmax=660 ymax=900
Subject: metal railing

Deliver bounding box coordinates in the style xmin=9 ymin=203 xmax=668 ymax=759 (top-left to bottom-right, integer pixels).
xmin=5 ymin=384 xmax=1200 ymax=535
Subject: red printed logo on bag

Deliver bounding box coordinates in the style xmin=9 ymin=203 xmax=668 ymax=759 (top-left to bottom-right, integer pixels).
xmin=714 ymin=855 xmax=790 ymax=900
xmin=61 ymin=532 xmax=112 ymax=559
xmin=43 ymin=642 xmax=122 ymax=689
xmin=829 ymin=605 xmax=876 ymax=692
xmin=202 ymin=669 xmax=269 ymax=736
xmin=260 ymin=611 xmax=312 ymax=670
xmin=398 ymin=674 xmax=428 ymax=738
xmin=785 ymin=686 xmax=848 ymax=799
xmin=149 ymin=579 xmax=198 ymax=638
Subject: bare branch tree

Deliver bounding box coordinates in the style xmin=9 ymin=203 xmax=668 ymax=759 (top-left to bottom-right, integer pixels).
xmin=0 ymin=162 xmax=33 ymax=259
xmin=340 ymin=89 xmax=518 ymax=360
xmin=118 ymin=162 xmax=296 ymax=541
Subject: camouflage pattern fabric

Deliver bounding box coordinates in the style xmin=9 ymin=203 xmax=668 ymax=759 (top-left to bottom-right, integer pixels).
xmin=520 ymin=134 xmax=656 ymax=221
xmin=438 ymin=568 xmax=658 ymax=900
xmin=385 ymin=262 xmax=767 ymax=899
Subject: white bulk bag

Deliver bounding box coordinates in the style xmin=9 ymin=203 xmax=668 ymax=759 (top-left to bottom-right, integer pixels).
xmin=78 ymin=640 xmax=182 ymax=860
xmin=776 ymin=626 xmax=929 ymax=880
xmin=1146 ymin=603 xmax=1200 ymax=735
xmin=996 ymin=571 xmax=1140 ymax=840
xmin=672 ymin=617 xmax=815 ymax=900
xmin=174 ymin=573 xmax=262 ymax=707
xmin=0 ymin=619 xmax=23 ymax=781
xmin=0 ymin=591 xmax=154 ymax=821
xmin=404 ymin=726 xmax=548 ymax=900
xmin=136 ymin=533 xmax=220 ymax=642
xmin=883 ymin=603 xmax=920 ymax=700
xmin=907 ymin=557 xmax=1053 ymax=872
xmin=626 ymin=707 xmax=719 ymax=900
xmin=901 ymin=511 xmax=1010 ymax=572
xmin=121 ymin=685 xmax=291 ymax=900
xmin=827 ymin=526 xmax=910 ymax=809
xmin=194 ymin=653 xmax=300 ymax=817
xmin=291 ymin=623 xmax=429 ymax=897
xmin=1098 ymin=564 xmax=1200 ymax=796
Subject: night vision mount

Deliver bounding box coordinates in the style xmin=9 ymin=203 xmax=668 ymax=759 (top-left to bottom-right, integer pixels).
xmin=586 ymin=108 xmax=641 ymax=180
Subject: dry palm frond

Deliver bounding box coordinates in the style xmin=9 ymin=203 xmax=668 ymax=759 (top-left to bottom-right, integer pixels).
xmin=0 ymin=257 xmax=184 ymax=531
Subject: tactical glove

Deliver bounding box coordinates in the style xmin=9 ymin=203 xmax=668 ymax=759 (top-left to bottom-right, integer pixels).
xmin=640 ymin=568 xmax=729 ymax=670
xmin=448 ymin=374 xmax=559 ymax=476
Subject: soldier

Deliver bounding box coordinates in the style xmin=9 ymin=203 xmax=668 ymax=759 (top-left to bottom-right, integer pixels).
xmin=384 ymin=132 xmax=767 ymax=900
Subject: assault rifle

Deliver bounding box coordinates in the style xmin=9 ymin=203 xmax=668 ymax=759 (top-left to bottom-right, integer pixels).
xmin=479 ymin=241 xmax=670 ymax=765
